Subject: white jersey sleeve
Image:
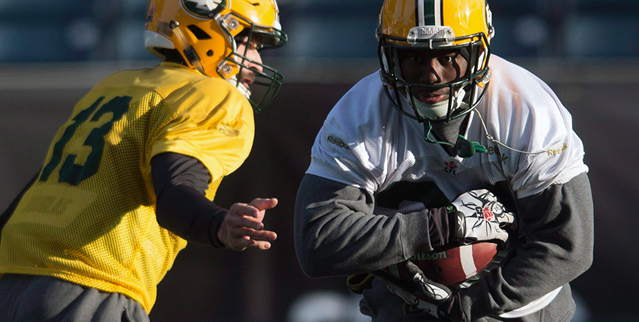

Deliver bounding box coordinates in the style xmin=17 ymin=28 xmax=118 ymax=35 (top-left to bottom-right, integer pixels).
xmin=483 ymin=56 xmax=588 ymax=198
xmin=306 ymin=72 xmax=391 ymax=193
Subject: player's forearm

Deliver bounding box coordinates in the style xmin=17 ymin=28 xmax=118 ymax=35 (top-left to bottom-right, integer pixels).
xmin=155 ymin=183 xmax=228 ymax=247
xmin=294 ymin=174 xmax=453 ymax=277
xmin=151 ymin=153 xmax=228 ymax=247
xmin=459 ymin=173 xmax=594 ymax=319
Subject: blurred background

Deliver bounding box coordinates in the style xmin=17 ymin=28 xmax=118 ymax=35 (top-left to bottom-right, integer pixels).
xmin=1 ymin=0 xmax=638 ymax=321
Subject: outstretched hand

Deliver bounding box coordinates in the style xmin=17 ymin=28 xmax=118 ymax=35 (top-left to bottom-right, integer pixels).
xmin=217 ymin=198 xmax=278 ymax=251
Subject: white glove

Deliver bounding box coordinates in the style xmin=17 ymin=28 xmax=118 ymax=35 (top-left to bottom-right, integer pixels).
xmin=449 ymin=189 xmax=516 ymax=244
xmin=373 ymin=262 xmax=451 ymax=318
xmin=374 ymin=261 xmax=466 ymax=321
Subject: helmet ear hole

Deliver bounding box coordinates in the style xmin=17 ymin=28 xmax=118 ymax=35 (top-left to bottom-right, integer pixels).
xmin=156 ymin=48 xmax=187 ymax=65
xmin=187 ymin=25 xmax=212 ymax=40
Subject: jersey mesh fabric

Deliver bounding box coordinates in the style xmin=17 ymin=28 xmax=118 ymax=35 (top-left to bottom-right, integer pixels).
xmin=0 ymin=63 xmax=254 ymax=313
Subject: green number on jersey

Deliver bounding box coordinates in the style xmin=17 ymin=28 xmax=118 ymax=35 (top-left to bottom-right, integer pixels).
xmin=40 ymin=96 xmax=132 ymax=186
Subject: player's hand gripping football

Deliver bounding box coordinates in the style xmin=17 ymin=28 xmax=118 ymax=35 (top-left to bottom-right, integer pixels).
xmin=374 ymin=261 xmax=467 ymax=321
xmin=217 ymin=198 xmax=278 ymax=251
xmin=449 ymin=189 xmax=516 ymax=244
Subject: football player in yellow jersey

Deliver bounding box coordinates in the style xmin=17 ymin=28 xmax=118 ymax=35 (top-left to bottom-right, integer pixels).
xmin=0 ymin=0 xmax=287 ymax=321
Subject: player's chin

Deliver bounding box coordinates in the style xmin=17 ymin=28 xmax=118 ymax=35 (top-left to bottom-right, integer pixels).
xmin=415 ymin=93 xmax=449 ymax=105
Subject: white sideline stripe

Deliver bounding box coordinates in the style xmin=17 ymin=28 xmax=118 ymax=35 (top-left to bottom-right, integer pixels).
xmin=459 ymin=245 xmax=477 ymax=279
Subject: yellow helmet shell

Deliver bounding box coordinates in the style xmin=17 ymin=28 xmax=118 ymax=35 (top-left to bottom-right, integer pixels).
xmin=144 ymin=0 xmax=285 ymax=79
xmin=379 ymin=0 xmax=493 ymax=49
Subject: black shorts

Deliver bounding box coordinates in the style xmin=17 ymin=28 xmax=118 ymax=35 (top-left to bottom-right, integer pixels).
xmin=0 ymin=274 xmax=149 ymax=322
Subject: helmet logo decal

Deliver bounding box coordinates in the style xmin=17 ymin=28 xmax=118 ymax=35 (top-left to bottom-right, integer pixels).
xmin=182 ymin=0 xmax=226 ymax=18
xmin=145 ymin=4 xmax=155 ymax=26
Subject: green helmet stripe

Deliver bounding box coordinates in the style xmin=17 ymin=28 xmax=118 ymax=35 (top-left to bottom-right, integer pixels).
xmin=417 ymin=0 xmax=440 ymax=26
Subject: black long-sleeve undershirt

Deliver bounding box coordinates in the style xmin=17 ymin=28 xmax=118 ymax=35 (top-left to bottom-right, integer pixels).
xmin=151 ymin=152 xmax=228 ymax=247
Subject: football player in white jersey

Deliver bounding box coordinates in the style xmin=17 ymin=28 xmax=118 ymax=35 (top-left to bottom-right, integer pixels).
xmin=294 ymin=0 xmax=594 ymax=321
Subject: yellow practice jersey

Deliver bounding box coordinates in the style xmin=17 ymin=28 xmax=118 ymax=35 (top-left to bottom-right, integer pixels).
xmin=0 ymin=62 xmax=255 ymax=313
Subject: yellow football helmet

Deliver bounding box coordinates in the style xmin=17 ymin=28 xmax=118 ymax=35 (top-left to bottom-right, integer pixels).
xmin=144 ymin=0 xmax=287 ymax=111
xmin=377 ymin=0 xmax=494 ymax=122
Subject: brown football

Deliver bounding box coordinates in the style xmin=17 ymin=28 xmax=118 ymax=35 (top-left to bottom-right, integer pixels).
xmin=386 ymin=242 xmax=499 ymax=287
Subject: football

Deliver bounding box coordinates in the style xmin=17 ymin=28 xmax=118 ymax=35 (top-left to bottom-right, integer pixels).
xmin=385 ymin=242 xmax=499 ymax=287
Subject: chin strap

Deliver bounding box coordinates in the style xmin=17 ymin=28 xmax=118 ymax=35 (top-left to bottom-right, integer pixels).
xmin=423 ymin=121 xmax=487 ymax=158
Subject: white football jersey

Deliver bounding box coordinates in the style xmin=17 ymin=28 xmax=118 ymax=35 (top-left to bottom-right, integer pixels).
xmin=307 ymin=55 xmax=588 ymax=201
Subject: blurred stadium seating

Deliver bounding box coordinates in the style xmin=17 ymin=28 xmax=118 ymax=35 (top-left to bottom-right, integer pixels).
xmin=1 ymin=0 xmax=639 ymax=62
xmin=1 ymin=1 xmax=639 ymax=321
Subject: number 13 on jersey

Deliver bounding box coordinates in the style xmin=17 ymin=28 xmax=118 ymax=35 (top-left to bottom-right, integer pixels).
xmin=39 ymin=96 xmax=132 ymax=186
